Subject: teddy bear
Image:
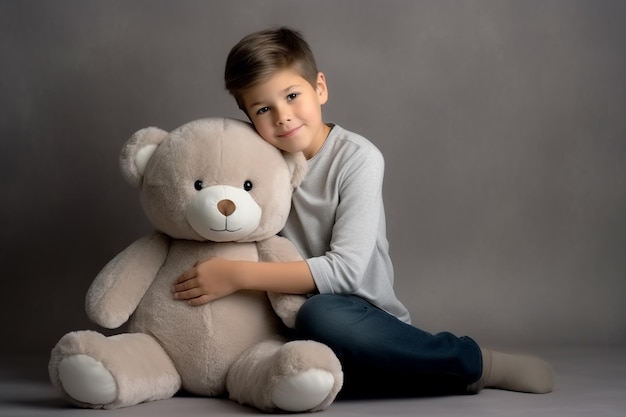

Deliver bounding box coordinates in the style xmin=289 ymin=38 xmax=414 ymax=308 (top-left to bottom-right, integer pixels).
xmin=48 ymin=117 xmax=343 ymax=412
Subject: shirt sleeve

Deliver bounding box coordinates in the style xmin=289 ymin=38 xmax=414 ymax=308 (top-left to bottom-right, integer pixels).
xmin=306 ymin=144 xmax=386 ymax=294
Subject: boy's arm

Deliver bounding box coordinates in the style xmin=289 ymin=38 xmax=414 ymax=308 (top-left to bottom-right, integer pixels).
xmin=172 ymin=257 xmax=316 ymax=306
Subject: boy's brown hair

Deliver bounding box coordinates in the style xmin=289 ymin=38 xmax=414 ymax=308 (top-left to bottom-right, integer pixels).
xmin=224 ymin=26 xmax=319 ymax=110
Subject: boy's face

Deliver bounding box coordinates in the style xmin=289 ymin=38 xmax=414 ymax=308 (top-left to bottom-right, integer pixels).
xmin=241 ymin=68 xmax=330 ymax=159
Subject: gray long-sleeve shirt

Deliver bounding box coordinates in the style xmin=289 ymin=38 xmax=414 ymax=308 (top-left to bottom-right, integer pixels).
xmin=280 ymin=124 xmax=411 ymax=323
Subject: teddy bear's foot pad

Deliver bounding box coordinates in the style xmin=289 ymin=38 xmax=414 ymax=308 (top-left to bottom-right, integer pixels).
xmin=272 ymin=368 xmax=335 ymax=412
xmin=58 ymin=354 xmax=117 ymax=405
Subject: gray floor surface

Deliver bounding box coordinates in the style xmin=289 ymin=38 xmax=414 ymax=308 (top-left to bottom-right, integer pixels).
xmin=2 ymin=346 xmax=625 ymax=417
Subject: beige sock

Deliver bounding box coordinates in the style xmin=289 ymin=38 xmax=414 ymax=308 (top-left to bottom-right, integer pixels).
xmin=469 ymin=348 xmax=555 ymax=394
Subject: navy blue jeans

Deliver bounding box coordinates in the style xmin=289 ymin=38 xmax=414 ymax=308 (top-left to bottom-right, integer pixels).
xmin=294 ymin=294 xmax=483 ymax=398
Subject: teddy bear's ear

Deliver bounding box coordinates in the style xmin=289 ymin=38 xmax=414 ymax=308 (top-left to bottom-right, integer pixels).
xmin=120 ymin=127 xmax=169 ymax=188
xmin=283 ymin=151 xmax=308 ymax=189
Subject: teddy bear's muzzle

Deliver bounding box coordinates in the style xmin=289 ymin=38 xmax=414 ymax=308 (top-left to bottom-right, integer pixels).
xmin=187 ymin=185 xmax=261 ymax=242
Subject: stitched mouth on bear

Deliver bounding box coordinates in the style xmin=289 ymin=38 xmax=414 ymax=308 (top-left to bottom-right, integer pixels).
xmin=210 ymin=218 xmax=242 ymax=233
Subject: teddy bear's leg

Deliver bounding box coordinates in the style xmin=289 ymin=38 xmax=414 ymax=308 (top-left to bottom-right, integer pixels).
xmin=49 ymin=330 xmax=181 ymax=409
xmin=226 ymin=339 xmax=343 ymax=413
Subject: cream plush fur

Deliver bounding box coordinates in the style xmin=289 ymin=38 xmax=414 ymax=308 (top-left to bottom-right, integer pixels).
xmin=48 ymin=118 xmax=343 ymax=412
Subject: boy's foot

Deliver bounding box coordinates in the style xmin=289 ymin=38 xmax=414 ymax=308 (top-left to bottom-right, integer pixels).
xmin=468 ymin=348 xmax=554 ymax=394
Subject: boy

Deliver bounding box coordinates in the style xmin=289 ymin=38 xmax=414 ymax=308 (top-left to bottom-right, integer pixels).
xmin=173 ymin=26 xmax=554 ymax=397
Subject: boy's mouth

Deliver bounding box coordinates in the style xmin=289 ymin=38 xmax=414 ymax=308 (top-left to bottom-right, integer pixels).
xmin=278 ymin=125 xmax=302 ymax=138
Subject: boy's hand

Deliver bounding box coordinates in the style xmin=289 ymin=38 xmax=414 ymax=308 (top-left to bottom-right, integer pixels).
xmin=172 ymin=258 xmax=240 ymax=306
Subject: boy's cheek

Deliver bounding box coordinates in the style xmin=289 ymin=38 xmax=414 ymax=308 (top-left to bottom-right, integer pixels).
xmin=254 ymin=124 xmax=273 ymax=141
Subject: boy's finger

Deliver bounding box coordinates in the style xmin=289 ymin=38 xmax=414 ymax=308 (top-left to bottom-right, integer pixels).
xmin=173 ymin=287 xmax=202 ymax=300
xmin=175 ymin=268 xmax=197 ymax=284
xmin=187 ymin=295 xmax=211 ymax=306
xmin=172 ymin=278 xmax=197 ymax=293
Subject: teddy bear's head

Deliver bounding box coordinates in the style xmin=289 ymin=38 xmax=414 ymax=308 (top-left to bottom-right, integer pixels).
xmin=119 ymin=118 xmax=306 ymax=243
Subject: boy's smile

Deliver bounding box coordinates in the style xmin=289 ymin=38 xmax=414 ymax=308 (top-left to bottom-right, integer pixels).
xmin=242 ymin=68 xmax=330 ymax=159
xmin=278 ymin=125 xmax=303 ymax=138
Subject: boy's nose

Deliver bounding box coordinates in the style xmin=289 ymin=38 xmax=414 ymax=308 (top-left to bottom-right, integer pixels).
xmin=275 ymin=107 xmax=291 ymax=124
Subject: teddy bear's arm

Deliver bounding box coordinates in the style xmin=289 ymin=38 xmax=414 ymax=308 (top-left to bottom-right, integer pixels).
xmin=257 ymin=236 xmax=308 ymax=329
xmin=257 ymin=235 xmax=303 ymax=263
xmin=86 ymin=232 xmax=169 ymax=329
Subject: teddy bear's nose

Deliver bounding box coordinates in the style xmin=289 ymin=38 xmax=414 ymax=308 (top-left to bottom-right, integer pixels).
xmin=217 ymin=199 xmax=236 ymax=216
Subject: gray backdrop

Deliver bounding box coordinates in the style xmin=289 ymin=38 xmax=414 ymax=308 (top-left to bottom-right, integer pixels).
xmin=1 ymin=0 xmax=625 ymax=356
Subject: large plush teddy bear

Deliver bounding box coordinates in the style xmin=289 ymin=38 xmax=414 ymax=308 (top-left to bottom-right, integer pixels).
xmin=49 ymin=117 xmax=343 ymax=412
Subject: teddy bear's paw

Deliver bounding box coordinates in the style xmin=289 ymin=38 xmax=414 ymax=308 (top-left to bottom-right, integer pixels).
xmin=58 ymin=354 xmax=117 ymax=405
xmin=272 ymin=368 xmax=335 ymax=412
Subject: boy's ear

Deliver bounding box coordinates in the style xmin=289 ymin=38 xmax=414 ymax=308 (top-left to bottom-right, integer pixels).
xmin=316 ymin=72 xmax=329 ymax=104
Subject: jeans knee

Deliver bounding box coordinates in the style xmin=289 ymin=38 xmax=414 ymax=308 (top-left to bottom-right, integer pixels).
xmin=295 ymin=294 xmax=353 ymax=341
xmin=296 ymin=295 xmax=331 ymax=330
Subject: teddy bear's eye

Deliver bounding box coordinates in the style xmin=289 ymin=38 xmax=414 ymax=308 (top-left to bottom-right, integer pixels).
xmin=194 ymin=180 xmax=203 ymax=191
xmin=243 ymin=180 xmax=253 ymax=191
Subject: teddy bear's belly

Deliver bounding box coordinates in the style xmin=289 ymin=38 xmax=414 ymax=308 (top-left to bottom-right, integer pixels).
xmin=128 ymin=241 xmax=285 ymax=395
xmin=132 ymin=290 xmax=282 ymax=395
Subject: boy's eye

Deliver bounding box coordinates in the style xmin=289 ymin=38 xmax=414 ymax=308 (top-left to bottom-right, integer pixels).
xmin=256 ymin=107 xmax=269 ymax=115
xmin=287 ymin=93 xmax=298 ymax=100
